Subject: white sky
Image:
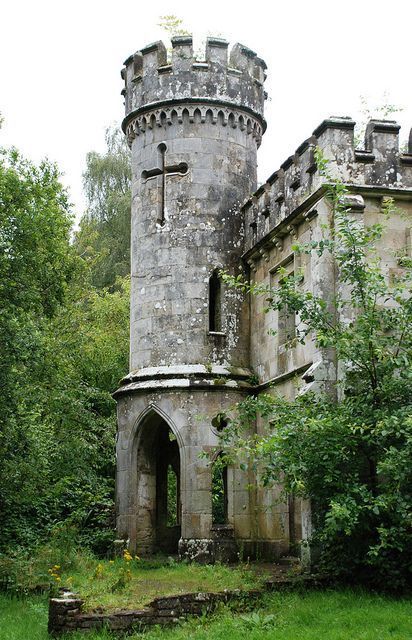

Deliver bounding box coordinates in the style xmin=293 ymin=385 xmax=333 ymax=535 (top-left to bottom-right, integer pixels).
xmin=1 ymin=0 xmax=411 ymax=218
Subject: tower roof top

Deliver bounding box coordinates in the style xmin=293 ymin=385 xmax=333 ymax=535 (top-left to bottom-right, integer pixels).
xmin=121 ymin=37 xmax=267 ymax=131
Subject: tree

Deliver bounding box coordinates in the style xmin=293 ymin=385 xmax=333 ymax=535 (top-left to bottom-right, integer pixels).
xmin=221 ymin=151 xmax=412 ymax=589
xmin=0 ymin=145 xmax=130 ymax=554
xmin=74 ymin=127 xmax=131 ymax=289
xmin=0 ymin=147 xmax=77 ymax=548
xmin=34 ymin=276 xmax=129 ymax=554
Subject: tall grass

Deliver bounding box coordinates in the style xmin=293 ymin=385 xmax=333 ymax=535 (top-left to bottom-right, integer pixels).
xmin=1 ymin=589 xmax=411 ymax=640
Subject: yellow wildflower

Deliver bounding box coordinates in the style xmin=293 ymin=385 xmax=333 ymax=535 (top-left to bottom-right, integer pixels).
xmin=123 ymin=549 xmax=133 ymax=562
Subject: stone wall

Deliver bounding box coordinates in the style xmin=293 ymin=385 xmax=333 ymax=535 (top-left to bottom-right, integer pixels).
xmin=48 ymin=571 xmax=327 ymax=636
xmin=243 ymin=117 xmax=412 ymax=255
xmin=48 ymin=587 xmax=264 ymax=636
xmin=245 ymin=117 xmax=412 ymax=394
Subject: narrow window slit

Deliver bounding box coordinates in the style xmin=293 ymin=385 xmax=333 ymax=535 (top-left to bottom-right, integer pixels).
xmin=167 ymin=464 xmax=178 ymax=527
xmin=209 ymin=270 xmax=222 ymax=332
xmin=212 ymin=454 xmax=228 ymax=525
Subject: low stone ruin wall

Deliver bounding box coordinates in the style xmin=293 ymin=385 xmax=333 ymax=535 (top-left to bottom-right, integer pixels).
xmin=48 ymin=574 xmax=324 ymax=635
xmin=48 ymin=588 xmax=263 ymax=635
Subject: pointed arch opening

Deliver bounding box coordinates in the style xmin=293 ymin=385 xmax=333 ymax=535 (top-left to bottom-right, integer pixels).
xmin=133 ymin=409 xmax=181 ymax=555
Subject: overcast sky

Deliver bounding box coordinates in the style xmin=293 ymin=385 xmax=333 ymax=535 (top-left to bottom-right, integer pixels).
xmin=1 ymin=0 xmax=411 ymax=218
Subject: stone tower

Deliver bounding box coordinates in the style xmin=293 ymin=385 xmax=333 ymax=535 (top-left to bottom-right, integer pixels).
xmin=115 ymin=37 xmax=267 ymax=561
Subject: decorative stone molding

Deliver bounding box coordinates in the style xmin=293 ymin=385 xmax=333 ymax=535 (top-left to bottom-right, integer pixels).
xmin=125 ymin=102 xmax=263 ymax=147
xmin=113 ymin=364 xmax=253 ymax=397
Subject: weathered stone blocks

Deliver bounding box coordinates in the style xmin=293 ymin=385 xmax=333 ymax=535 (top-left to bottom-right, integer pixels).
xmin=116 ymin=30 xmax=412 ymax=565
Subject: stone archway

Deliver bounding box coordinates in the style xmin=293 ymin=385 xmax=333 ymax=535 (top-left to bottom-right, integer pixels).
xmin=133 ymin=410 xmax=181 ymax=555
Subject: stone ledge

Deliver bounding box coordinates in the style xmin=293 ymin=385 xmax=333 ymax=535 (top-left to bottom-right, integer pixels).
xmin=114 ymin=364 xmax=253 ymax=398
xmin=122 ymin=364 xmax=252 ymax=383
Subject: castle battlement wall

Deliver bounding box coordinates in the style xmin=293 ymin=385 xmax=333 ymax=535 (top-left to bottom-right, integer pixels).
xmin=243 ymin=117 xmax=412 ymax=256
xmin=121 ymin=36 xmax=267 ymax=143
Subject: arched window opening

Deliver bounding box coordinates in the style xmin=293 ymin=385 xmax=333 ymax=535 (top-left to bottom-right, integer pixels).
xmin=209 ymin=270 xmax=222 ymax=332
xmin=212 ymin=454 xmax=228 ymax=525
xmin=167 ymin=464 xmax=178 ymax=527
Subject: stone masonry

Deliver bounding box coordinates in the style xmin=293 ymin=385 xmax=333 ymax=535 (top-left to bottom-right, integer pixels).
xmin=115 ymin=36 xmax=412 ymax=562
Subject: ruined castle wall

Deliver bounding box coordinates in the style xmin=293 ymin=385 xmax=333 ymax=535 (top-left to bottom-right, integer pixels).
xmin=243 ymin=118 xmax=412 ymax=558
xmin=244 ymin=117 xmax=412 ymax=392
xmin=248 ymin=213 xmax=318 ymax=386
xmin=117 ymin=30 xmax=412 ymax=562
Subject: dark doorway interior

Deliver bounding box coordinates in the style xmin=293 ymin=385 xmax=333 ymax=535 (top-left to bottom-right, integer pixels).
xmin=135 ymin=412 xmax=181 ymax=555
xmin=155 ymin=424 xmax=181 ymax=553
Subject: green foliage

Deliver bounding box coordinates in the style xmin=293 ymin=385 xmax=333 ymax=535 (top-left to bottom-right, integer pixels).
xmin=238 ymin=611 xmax=276 ymax=629
xmin=167 ymin=466 xmax=178 ymax=527
xmin=75 ymin=127 xmax=131 ymax=289
xmin=0 ymin=274 xmax=129 ymax=553
xmin=157 ymin=15 xmax=190 ymax=37
xmin=0 ymin=143 xmax=129 ymax=556
xmin=31 ymin=554 xmax=260 ymax=612
xmin=0 ymin=533 xmax=88 ymax=596
xmin=222 ymin=151 xmax=412 ymax=589
xmin=0 ymin=147 xmax=76 ymax=550
xmin=212 ymin=456 xmax=226 ymax=525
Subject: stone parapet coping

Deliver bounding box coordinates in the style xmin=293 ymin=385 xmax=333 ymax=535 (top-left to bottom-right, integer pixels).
xmin=124 ymin=364 xmax=252 ymax=381
xmin=113 ymin=364 xmax=253 ymax=398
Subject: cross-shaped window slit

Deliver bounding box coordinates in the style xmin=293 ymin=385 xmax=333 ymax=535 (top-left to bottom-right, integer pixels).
xmin=141 ymin=143 xmax=188 ymax=225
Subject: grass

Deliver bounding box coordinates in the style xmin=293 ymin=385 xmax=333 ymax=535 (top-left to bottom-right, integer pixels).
xmin=59 ymin=555 xmax=265 ymax=611
xmin=0 ymin=588 xmax=411 ymax=640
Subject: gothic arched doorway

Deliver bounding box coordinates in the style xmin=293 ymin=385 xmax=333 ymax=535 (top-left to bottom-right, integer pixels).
xmin=134 ymin=410 xmax=181 ymax=555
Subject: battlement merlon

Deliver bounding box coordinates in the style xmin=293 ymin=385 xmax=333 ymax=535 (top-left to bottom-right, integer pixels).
xmin=242 ymin=117 xmax=412 ymax=255
xmin=121 ymin=37 xmax=267 ymax=133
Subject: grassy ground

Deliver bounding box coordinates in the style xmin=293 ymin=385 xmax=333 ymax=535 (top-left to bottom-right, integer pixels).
xmin=0 ymin=588 xmax=411 ymax=640
xmin=60 ymin=555 xmax=265 ymax=611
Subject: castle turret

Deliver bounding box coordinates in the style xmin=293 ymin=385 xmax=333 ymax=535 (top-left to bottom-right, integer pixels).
xmin=121 ymin=36 xmax=266 ymax=376
xmin=115 ymin=38 xmax=269 ymax=561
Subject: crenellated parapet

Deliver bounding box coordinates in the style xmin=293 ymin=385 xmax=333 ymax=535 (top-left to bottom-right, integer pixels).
xmin=121 ymin=36 xmax=267 ymax=146
xmin=243 ymin=117 xmax=412 ymax=258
